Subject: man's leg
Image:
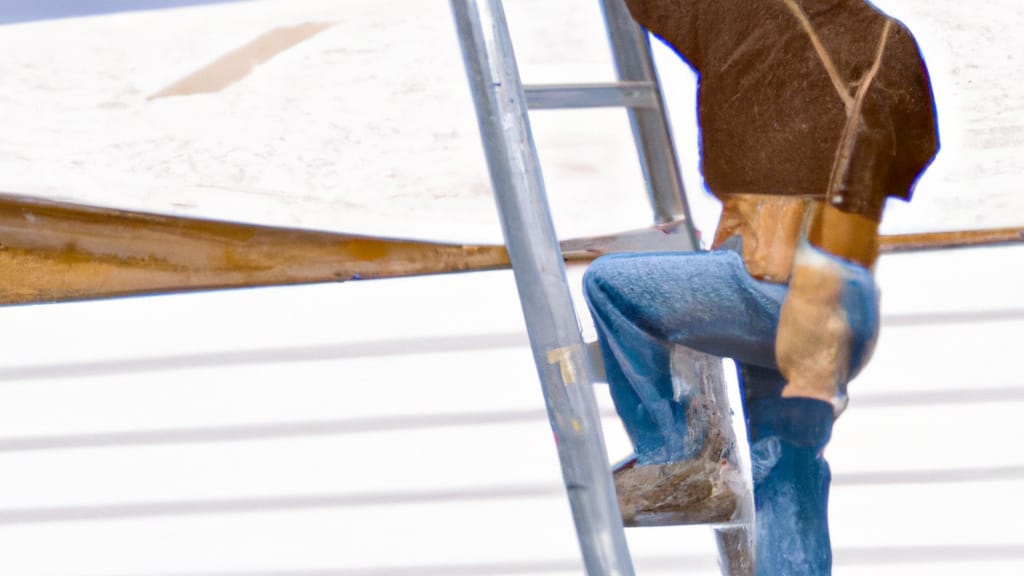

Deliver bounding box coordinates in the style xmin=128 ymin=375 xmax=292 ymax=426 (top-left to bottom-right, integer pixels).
xmin=583 ymin=249 xmax=786 ymax=465
xmin=737 ymin=252 xmax=879 ymax=575
xmin=741 ymin=364 xmax=835 ymax=575
xmin=584 ymin=248 xmax=879 ymax=575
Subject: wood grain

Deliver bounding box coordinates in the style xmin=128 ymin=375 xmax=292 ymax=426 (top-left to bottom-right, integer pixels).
xmin=0 ymin=193 xmax=1018 ymax=305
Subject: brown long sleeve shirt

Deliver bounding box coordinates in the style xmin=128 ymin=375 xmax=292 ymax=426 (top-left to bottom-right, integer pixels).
xmin=625 ymin=0 xmax=939 ymax=221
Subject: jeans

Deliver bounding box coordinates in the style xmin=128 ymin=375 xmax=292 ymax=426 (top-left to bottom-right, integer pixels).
xmin=583 ymin=247 xmax=879 ymax=575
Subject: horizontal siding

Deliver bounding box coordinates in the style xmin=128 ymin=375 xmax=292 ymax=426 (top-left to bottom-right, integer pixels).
xmin=0 ymin=247 xmax=1019 ymax=575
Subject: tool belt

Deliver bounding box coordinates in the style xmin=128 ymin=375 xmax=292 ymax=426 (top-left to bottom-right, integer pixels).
xmin=712 ymin=194 xmax=813 ymax=284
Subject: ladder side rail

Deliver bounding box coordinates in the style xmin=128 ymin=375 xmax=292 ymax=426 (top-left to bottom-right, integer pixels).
xmin=450 ymin=1 xmax=636 ymax=575
xmin=600 ymin=0 xmax=700 ymax=248
xmin=603 ymin=4 xmax=756 ymax=572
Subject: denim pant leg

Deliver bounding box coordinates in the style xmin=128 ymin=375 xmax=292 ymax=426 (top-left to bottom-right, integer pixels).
xmin=737 ymin=264 xmax=879 ymax=576
xmin=585 ymin=248 xmax=879 ymax=576
xmin=583 ymin=249 xmax=786 ymax=465
xmin=743 ymin=365 xmax=835 ymax=575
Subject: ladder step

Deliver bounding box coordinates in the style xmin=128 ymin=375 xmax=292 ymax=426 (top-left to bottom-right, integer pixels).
xmin=524 ymin=81 xmax=657 ymax=110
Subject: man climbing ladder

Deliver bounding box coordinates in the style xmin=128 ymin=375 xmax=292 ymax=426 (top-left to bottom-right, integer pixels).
xmin=585 ymin=1 xmax=939 ymax=573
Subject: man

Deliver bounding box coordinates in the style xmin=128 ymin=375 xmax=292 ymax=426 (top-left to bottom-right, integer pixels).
xmin=584 ymin=0 xmax=938 ymax=573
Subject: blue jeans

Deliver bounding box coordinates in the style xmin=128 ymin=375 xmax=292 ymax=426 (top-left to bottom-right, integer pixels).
xmin=583 ymin=247 xmax=879 ymax=575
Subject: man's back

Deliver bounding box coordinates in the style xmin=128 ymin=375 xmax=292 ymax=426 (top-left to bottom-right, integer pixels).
xmin=625 ymin=0 xmax=938 ymax=221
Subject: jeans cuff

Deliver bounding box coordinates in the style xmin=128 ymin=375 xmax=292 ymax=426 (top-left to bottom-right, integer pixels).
xmin=747 ymin=397 xmax=835 ymax=451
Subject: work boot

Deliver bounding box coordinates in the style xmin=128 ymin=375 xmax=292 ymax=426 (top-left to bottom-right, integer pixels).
xmin=613 ymin=430 xmax=746 ymax=527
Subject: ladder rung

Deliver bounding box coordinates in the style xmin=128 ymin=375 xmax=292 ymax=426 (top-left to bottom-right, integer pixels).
xmin=524 ymin=81 xmax=657 ymax=110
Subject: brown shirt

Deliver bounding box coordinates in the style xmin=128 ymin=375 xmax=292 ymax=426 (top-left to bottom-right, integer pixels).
xmin=624 ymin=0 xmax=939 ymax=221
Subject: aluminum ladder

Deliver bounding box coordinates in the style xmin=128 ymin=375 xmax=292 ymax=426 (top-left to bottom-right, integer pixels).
xmin=450 ymin=1 xmax=753 ymax=573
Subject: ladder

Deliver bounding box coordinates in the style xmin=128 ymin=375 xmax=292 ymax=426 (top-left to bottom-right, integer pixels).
xmin=450 ymin=1 xmax=753 ymax=574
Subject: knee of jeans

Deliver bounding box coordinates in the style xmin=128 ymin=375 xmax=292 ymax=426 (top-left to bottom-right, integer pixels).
xmin=582 ymin=256 xmax=619 ymax=308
